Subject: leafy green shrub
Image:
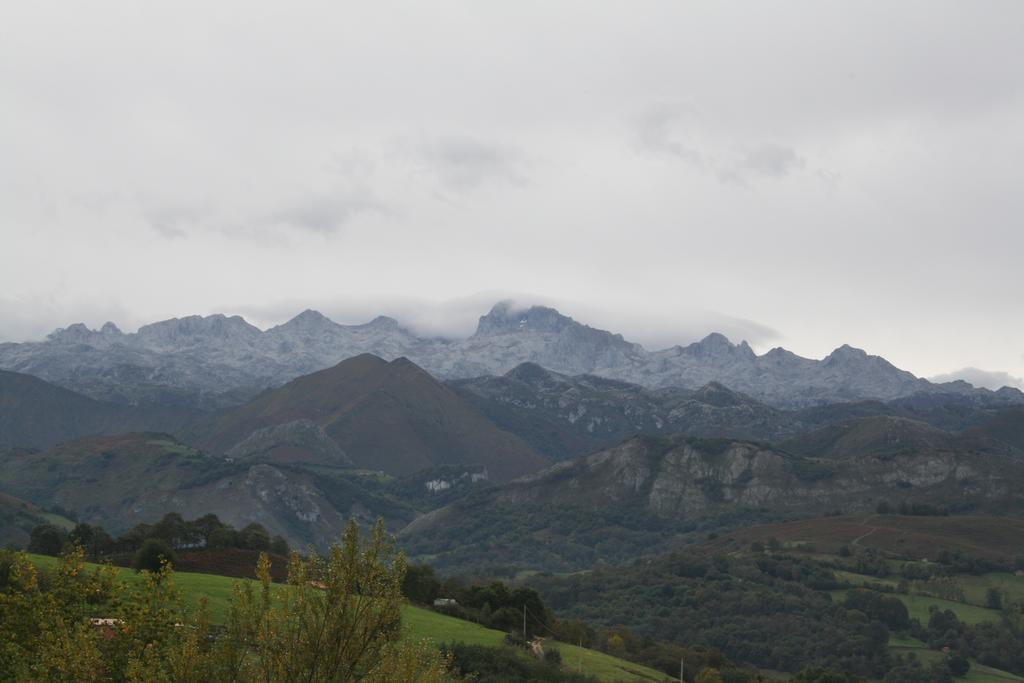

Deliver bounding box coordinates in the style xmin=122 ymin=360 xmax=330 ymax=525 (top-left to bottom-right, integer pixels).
xmin=132 ymin=538 xmax=177 ymax=572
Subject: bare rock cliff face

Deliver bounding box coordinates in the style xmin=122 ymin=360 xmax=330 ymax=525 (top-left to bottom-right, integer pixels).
xmin=485 ymin=433 xmax=1022 ymax=522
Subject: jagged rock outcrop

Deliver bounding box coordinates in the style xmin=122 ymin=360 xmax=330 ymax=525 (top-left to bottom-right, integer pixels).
xmin=482 ymin=431 xmax=1022 ymax=520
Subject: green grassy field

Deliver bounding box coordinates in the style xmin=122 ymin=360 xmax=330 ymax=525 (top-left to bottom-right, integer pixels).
xmin=835 ymin=567 xmax=1024 ymax=612
xmin=831 ymin=588 xmax=1003 ymax=626
xmin=889 ymin=639 xmax=1024 ymax=683
xmin=831 ymin=576 xmax=1024 ymax=681
xmin=958 ymin=573 xmax=1024 ymax=606
xmin=27 ymin=554 xmax=670 ymax=682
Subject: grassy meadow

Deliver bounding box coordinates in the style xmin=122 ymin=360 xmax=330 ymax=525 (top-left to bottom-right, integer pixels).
xmin=26 ymin=553 xmax=670 ymax=682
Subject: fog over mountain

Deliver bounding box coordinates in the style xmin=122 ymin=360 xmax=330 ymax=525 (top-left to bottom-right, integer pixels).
xmin=2 ymin=301 xmax=1019 ymax=411
xmin=930 ymin=367 xmax=1024 ymax=392
xmin=2 ymin=4 xmax=1023 ymax=383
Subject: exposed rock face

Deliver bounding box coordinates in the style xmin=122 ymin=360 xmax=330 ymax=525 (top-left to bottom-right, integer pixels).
xmin=0 ymin=434 xmax=361 ymax=550
xmin=2 ymin=302 xmax=1019 ymax=409
xmin=405 ymin=429 xmax=1024 ymax=542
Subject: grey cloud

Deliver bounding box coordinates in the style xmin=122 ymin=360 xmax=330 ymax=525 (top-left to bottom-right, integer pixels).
xmin=231 ymin=292 xmax=781 ymax=352
xmin=741 ymin=144 xmax=804 ymax=178
xmin=634 ymin=105 xmax=803 ymax=181
xmin=930 ymin=367 xmax=1024 ymax=391
xmin=419 ymin=138 xmax=527 ymax=191
xmin=146 ymin=203 xmax=210 ymax=239
xmin=263 ymin=192 xmax=385 ymax=235
xmin=633 ymin=104 xmax=704 ymax=165
xmin=3 ymin=3 xmax=1024 ymax=382
xmin=0 ymin=293 xmax=138 ymax=343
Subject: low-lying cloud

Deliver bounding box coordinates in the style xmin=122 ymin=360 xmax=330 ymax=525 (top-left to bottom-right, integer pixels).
xmin=930 ymin=367 xmax=1024 ymax=391
xmin=231 ymin=292 xmax=781 ymax=352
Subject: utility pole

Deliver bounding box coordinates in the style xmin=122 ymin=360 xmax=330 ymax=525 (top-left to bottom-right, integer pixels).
xmin=523 ymin=604 xmax=527 ymax=642
xmin=679 ymin=656 xmax=684 ymax=683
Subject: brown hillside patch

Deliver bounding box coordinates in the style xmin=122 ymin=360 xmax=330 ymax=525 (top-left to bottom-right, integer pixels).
xmin=702 ymin=514 xmax=1024 ymax=562
xmin=175 ymin=549 xmax=289 ymax=581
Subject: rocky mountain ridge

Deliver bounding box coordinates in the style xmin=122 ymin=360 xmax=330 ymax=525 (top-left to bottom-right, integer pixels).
xmin=401 ymin=426 xmax=1024 ymax=572
xmin=2 ymin=302 xmax=1019 ymax=409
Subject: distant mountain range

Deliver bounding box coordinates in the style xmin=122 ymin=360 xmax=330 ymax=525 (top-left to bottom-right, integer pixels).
xmin=451 ymin=363 xmax=1024 ymax=461
xmin=3 ymin=301 xmax=1019 ymax=409
xmin=3 ymin=349 xmax=1024 ymax=556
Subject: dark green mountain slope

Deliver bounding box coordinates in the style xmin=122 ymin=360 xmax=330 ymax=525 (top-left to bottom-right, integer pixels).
xmin=781 ymin=415 xmax=1023 ymax=462
xmin=449 ymin=364 xmax=800 ymax=461
xmin=0 ymin=369 xmax=194 ymax=449
xmin=0 ymin=490 xmax=58 ymax=548
xmin=0 ymin=433 xmax=421 ymax=550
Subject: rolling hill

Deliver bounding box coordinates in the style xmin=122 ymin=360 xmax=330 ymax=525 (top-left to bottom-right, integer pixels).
xmin=0 ymin=491 xmax=59 ymax=548
xmin=698 ymin=514 xmax=1024 ymax=563
xmin=449 ymin=363 xmax=798 ymax=461
xmin=190 ymin=354 xmax=550 ymax=481
xmin=0 ymin=369 xmax=194 ymax=449
xmin=24 ymin=553 xmax=671 ymax=682
xmin=781 ymin=415 xmax=1024 ymax=462
xmin=0 ymin=433 xmax=417 ymax=549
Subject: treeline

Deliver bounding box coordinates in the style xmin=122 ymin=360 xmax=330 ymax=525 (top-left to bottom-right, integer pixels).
xmin=843 ymin=546 xmax=1024 ymax=580
xmin=27 ymin=512 xmax=289 ymax=564
xmin=875 ymin=500 xmax=950 ymax=516
xmin=402 ymin=563 xmax=553 ymax=638
xmin=402 ymin=562 xmax=765 ymax=682
xmin=527 ymin=553 xmax=897 ymax=679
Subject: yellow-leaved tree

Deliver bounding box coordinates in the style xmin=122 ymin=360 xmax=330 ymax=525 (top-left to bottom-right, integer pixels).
xmin=0 ymin=520 xmax=455 ymax=683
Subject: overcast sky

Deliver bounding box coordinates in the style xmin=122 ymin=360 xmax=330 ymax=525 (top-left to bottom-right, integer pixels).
xmin=2 ymin=2 xmax=1022 ymax=388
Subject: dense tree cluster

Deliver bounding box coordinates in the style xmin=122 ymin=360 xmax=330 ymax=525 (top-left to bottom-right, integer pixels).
xmin=528 ymin=553 xmax=895 ymax=678
xmin=441 ymin=643 xmax=595 ymax=683
xmin=874 ymin=501 xmax=950 ymax=516
xmin=403 ymin=561 xmax=765 ymax=681
xmin=907 ymin=604 xmax=1024 ymax=676
xmin=27 ymin=513 xmax=289 ymax=563
xmin=402 ymin=563 xmax=552 ymax=638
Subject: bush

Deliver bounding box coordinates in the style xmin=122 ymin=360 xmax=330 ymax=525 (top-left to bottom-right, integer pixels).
xmin=132 ymin=538 xmax=177 ymax=572
xmin=443 ymin=642 xmax=596 ymax=682
xmin=27 ymin=524 xmax=67 ymax=556
xmin=948 ymin=654 xmax=970 ymax=677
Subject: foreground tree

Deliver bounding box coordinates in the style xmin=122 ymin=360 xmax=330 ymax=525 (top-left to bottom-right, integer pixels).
xmin=213 ymin=519 xmax=451 ymax=682
xmin=0 ymin=520 xmax=455 ymax=682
